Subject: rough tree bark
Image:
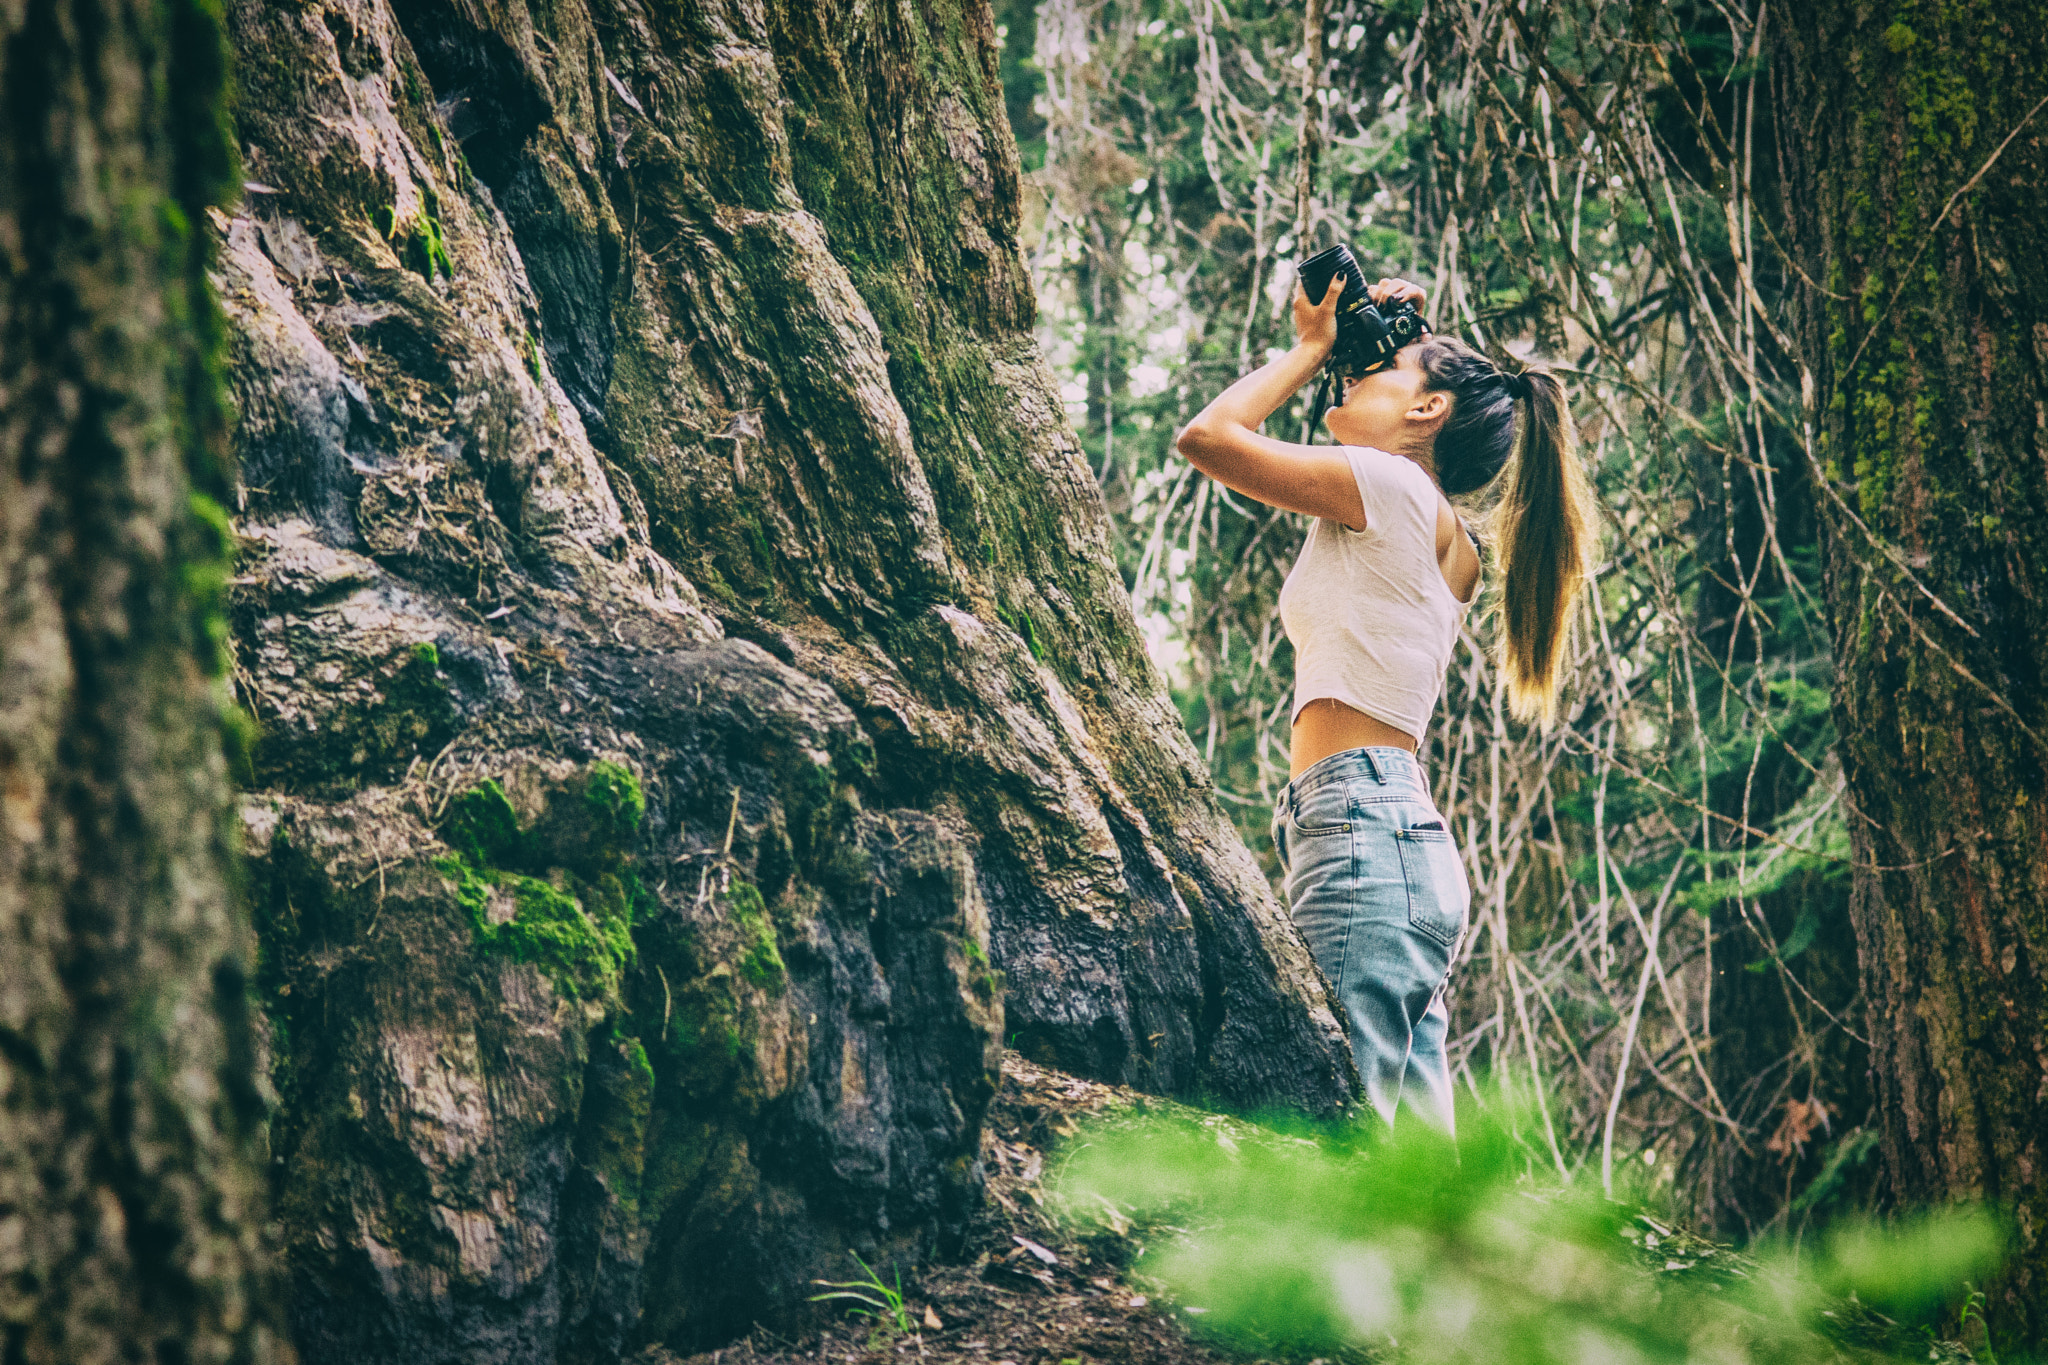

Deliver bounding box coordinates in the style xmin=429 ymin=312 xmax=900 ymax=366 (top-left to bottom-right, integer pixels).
xmin=1777 ymin=0 xmax=2048 ymax=1342
xmin=0 ymin=1 xmax=283 ymax=1361
xmin=213 ymin=0 xmax=1354 ymax=1359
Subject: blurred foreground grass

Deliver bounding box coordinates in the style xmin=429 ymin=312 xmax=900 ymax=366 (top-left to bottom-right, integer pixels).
xmin=1050 ymin=1095 xmax=2008 ymax=1365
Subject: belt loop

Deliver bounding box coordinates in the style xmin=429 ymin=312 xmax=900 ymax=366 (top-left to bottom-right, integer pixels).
xmin=1363 ymin=748 xmax=1385 ymax=785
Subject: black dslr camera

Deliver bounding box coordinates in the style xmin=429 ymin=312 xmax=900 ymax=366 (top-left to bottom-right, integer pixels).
xmin=1296 ymin=244 xmax=1428 ymax=376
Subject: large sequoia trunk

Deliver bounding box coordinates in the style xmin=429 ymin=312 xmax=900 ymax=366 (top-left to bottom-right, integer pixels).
xmin=1776 ymin=1 xmax=2048 ymax=1341
xmin=215 ymin=0 xmax=1353 ymax=1359
xmin=0 ymin=2 xmax=281 ymax=1361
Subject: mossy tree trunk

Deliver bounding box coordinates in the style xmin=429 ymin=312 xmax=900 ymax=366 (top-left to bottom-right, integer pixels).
xmin=0 ymin=1 xmax=282 ymax=1360
xmin=213 ymin=0 xmax=1354 ymax=1358
xmin=1776 ymin=0 xmax=2048 ymax=1342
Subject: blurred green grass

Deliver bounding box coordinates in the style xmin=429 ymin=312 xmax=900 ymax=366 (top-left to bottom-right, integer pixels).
xmin=1049 ymin=1091 xmax=2006 ymax=1364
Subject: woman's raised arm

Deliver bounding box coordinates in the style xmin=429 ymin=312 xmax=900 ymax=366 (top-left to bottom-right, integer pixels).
xmin=1175 ymin=282 xmax=1366 ymax=529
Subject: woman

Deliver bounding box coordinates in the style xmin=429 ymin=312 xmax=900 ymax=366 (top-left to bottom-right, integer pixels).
xmin=1176 ymin=275 xmax=1597 ymax=1131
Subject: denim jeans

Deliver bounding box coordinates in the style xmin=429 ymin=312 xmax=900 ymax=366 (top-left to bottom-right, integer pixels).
xmin=1272 ymin=746 xmax=1470 ymax=1132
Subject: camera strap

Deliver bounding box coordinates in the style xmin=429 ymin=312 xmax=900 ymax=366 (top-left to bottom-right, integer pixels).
xmin=1300 ymin=368 xmax=1336 ymax=445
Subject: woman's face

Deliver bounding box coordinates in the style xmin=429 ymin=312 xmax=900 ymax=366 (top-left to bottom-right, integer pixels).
xmin=1324 ymin=344 xmax=1441 ymax=451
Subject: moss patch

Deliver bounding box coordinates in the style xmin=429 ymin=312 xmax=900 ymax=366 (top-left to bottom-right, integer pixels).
xmin=439 ymin=762 xmax=652 ymax=1001
xmin=576 ymin=1031 xmax=656 ymax=1216
xmin=445 ymin=778 xmax=521 ymax=867
xmin=728 ymin=881 xmax=786 ymax=989
xmin=374 ymin=202 xmax=454 ymax=283
xmin=585 ymin=760 xmax=647 ymax=850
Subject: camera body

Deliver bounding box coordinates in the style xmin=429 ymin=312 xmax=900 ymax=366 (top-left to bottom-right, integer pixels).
xmin=1295 ymin=244 xmax=1428 ymax=375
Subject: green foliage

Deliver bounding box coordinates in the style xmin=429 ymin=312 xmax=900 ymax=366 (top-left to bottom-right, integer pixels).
xmin=1056 ymin=1102 xmax=2002 ymax=1364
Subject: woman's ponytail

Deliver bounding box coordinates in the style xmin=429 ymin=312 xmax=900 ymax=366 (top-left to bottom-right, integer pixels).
xmin=1486 ymin=369 xmax=1596 ymax=723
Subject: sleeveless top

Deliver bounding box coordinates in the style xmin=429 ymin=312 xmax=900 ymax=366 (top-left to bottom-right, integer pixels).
xmin=1277 ymin=445 xmax=1475 ymax=738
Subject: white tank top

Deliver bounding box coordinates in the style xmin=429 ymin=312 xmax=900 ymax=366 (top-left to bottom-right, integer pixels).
xmin=1277 ymin=445 xmax=1474 ymax=738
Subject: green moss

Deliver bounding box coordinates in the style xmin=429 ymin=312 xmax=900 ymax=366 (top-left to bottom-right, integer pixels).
xmin=998 ymin=602 xmax=1043 ymax=660
xmin=161 ymin=0 xmax=238 ymax=542
xmin=438 ymin=763 xmax=654 ymax=1000
xmin=350 ymin=643 xmax=455 ymax=775
xmin=728 ymin=881 xmax=786 ymax=988
xmin=639 ymin=1114 xmax=721 ymax=1224
xmin=220 ymin=701 xmax=259 ymax=787
xmin=375 ymin=203 xmax=453 ymax=282
xmin=445 ymin=780 xmax=521 ymax=867
xmin=578 ymin=1031 xmax=655 ymax=1215
xmin=585 ymin=760 xmax=647 ymax=848
xmin=182 ymin=491 xmax=235 ymax=676
xmin=522 ymin=329 xmax=545 ymax=381
xmin=745 ymin=515 xmax=775 ymax=580
xmin=406 ymin=213 xmax=454 ymax=282
xmin=503 ymin=873 xmax=633 ymax=998
xmin=440 ymin=855 xmax=633 ymax=1001
xmin=668 ymin=992 xmax=748 ymax=1064
xmin=624 ymin=1034 xmax=655 ymax=1088
xmin=696 ymin=563 xmax=741 ymax=607
xmin=962 ymin=935 xmax=1002 ymax=999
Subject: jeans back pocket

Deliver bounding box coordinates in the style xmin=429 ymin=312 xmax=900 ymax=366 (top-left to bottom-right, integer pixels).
xmin=1395 ymin=826 xmax=1469 ymax=947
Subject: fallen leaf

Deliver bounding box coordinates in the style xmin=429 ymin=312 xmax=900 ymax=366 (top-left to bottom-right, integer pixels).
xmin=923 ymin=1304 xmax=942 ymax=1329
xmin=1012 ymin=1235 xmax=1059 ymax=1265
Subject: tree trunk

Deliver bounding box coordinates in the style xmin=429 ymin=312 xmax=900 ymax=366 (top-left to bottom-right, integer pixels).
xmin=0 ymin=1 xmax=282 ymax=1360
xmin=216 ymin=0 xmax=1354 ymax=1358
xmin=1776 ymin=0 xmax=2048 ymax=1341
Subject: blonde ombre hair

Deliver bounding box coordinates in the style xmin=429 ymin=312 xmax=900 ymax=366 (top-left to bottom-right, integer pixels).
xmin=1414 ymin=337 xmax=1599 ymax=724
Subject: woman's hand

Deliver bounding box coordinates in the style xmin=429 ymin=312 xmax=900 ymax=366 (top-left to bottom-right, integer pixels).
xmin=1291 ymin=280 xmax=1341 ymax=353
xmin=1367 ymin=276 xmax=1426 ymax=311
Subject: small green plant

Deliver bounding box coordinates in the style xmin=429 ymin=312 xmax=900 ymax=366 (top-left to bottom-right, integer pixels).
xmin=809 ymin=1251 xmax=913 ymax=1337
xmin=1957 ymin=1284 xmax=1998 ymax=1365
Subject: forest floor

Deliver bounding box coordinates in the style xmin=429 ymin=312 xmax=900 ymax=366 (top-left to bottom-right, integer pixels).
xmin=650 ymin=1052 xmax=1317 ymax=1365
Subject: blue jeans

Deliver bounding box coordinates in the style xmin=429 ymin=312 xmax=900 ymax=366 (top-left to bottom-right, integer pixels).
xmin=1272 ymin=747 xmax=1470 ymax=1132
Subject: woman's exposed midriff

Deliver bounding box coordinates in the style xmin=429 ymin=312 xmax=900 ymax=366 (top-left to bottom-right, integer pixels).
xmin=1290 ymin=696 xmax=1418 ymax=776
